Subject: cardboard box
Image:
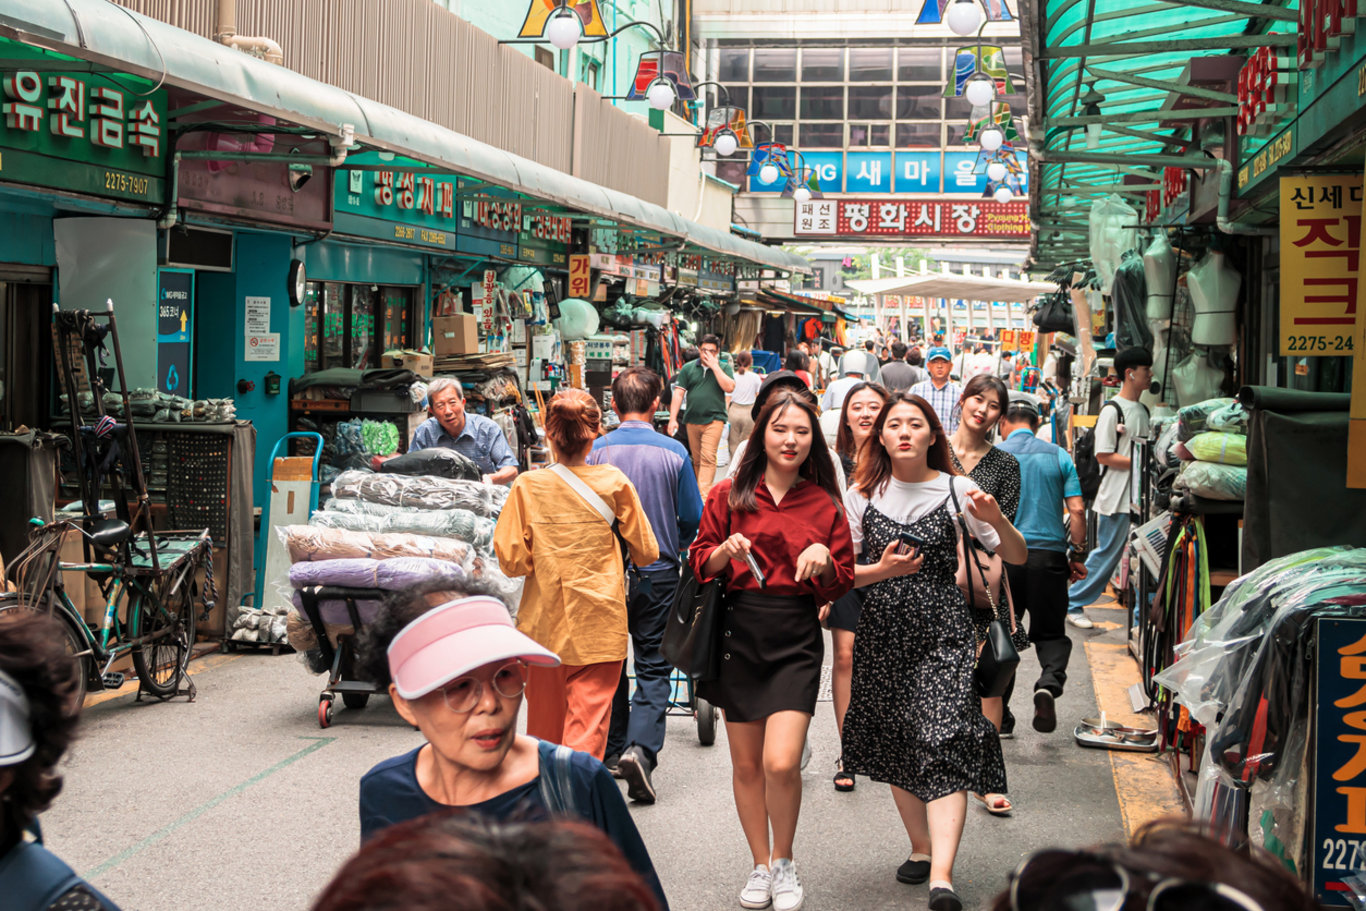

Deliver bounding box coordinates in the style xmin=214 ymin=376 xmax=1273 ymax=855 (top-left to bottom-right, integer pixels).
xmin=433 ymin=314 xmax=479 ymax=356
xmin=386 ymin=349 xmax=433 ymax=377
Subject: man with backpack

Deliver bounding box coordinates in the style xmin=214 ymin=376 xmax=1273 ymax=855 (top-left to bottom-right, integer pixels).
xmin=1066 ymin=348 xmax=1152 ymax=629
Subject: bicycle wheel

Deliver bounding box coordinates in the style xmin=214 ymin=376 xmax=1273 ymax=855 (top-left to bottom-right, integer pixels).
xmin=0 ymin=592 xmax=93 ymax=706
xmin=131 ymin=581 xmax=197 ymax=698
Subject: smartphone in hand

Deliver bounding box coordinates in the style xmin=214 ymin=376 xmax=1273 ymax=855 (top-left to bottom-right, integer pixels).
xmin=897 ymin=533 xmax=926 ymax=558
xmin=741 ymin=549 xmax=767 ymax=588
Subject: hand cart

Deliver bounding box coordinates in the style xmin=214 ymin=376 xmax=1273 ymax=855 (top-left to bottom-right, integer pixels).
xmin=295 ymin=584 xmax=387 ymax=728
xmin=665 ymin=668 xmax=718 ymax=746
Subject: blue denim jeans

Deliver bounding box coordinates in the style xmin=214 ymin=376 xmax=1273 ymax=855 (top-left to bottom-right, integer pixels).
xmin=1067 ymin=512 xmax=1131 ymax=614
xmin=606 ymin=566 xmax=679 ymax=767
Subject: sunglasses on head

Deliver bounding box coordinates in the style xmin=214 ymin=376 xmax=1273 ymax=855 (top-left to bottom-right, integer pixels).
xmin=1008 ymin=850 xmax=1264 ymax=911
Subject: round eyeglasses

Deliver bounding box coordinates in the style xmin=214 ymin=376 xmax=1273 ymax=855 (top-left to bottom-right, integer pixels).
xmin=438 ymin=661 xmax=528 ymax=713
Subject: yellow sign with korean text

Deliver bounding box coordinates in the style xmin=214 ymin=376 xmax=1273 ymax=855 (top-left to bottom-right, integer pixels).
xmin=1280 ymin=176 xmax=1362 ymax=357
xmin=1349 ymin=173 xmax=1366 ymax=488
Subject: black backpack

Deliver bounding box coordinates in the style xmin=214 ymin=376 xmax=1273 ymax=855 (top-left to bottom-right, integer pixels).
xmin=1075 ymin=400 xmax=1123 ymax=504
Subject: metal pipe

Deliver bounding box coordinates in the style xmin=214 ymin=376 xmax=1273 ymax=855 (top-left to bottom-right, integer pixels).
xmin=215 ymin=0 xmax=284 ymax=65
xmin=1214 ymin=158 xmax=1275 ymax=236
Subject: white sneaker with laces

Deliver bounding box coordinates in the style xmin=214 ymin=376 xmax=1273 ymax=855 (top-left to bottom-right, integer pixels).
xmin=770 ymin=858 xmax=804 ymax=911
xmin=739 ymin=864 xmax=772 ymax=909
xmin=1066 ymin=613 xmax=1094 ymax=629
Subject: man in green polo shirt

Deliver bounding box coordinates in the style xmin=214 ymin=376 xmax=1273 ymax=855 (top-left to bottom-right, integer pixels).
xmin=666 ymin=333 xmax=735 ymax=498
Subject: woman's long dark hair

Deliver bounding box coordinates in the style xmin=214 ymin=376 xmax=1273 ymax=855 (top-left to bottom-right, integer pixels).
xmin=952 ymin=373 xmax=1010 ymax=437
xmin=853 ymin=393 xmax=957 ymax=499
xmin=834 ymin=381 xmax=889 ymax=466
xmin=729 ymin=389 xmax=842 ymax=513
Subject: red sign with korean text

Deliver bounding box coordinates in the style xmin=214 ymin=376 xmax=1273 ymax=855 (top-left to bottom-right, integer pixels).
xmin=793 ymin=198 xmax=1029 ymax=238
xmin=1279 ymin=175 xmax=1361 ymax=356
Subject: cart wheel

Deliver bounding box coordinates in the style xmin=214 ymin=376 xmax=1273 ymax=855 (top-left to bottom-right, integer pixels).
xmin=342 ymin=692 xmax=370 ymax=710
xmin=318 ymin=698 xmax=334 ymax=729
xmin=696 ymin=696 xmax=717 ymax=746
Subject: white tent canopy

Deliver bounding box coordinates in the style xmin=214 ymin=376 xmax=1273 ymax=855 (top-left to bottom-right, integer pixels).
xmin=844 ymin=273 xmax=1055 ymax=303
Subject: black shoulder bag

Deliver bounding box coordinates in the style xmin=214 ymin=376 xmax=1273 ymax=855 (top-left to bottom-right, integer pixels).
xmin=949 ymin=481 xmax=1020 ymax=699
xmin=662 ymin=510 xmax=730 ymax=681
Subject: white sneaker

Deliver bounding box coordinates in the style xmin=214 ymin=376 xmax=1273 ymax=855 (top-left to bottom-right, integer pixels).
xmin=770 ymin=858 xmax=804 ymax=911
xmin=1066 ymin=613 xmax=1094 ymax=629
xmin=740 ymin=864 xmax=772 ymax=909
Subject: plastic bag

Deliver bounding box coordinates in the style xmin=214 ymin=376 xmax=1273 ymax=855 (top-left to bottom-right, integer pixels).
xmin=1089 ymin=194 xmax=1139 ymax=294
xmin=1206 ymin=400 xmax=1248 ymax=435
xmin=1185 ymin=432 xmax=1247 ymax=466
xmin=1176 ymin=397 xmax=1237 ymax=441
xmin=330 ymin=470 xmax=508 ymax=516
xmin=555 ymin=297 xmax=599 ymax=340
xmin=1173 ymin=461 xmax=1246 ymax=500
xmin=309 ymin=503 xmax=496 ymax=549
xmin=1111 ymin=250 xmax=1153 ymax=352
xmin=379 ymin=448 xmax=482 ymax=481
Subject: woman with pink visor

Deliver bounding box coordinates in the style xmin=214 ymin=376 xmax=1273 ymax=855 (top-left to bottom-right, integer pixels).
xmin=357 ymin=591 xmax=668 ymax=910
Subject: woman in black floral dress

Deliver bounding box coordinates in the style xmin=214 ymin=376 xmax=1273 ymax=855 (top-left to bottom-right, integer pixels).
xmin=841 ymin=393 xmax=1027 ymax=911
xmin=949 ymin=376 xmax=1026 ymax=783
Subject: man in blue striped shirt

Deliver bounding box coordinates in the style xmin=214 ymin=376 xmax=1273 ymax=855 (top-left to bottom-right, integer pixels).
xmin=909 ymin=346 xmax=962 ymax=432
xmin=589 ymin=367 xmax=703 ymax=804
xmin=409 ymin=377 xmax=519 ymax=484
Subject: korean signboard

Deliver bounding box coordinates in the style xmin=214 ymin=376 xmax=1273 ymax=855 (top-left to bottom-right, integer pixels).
xmin=1312 ymin=618 xmax=1366 ymax=906
xmin=334 ymin=154 xmax=459 ymax=251
xmin=156 ymin=269 xmax=193 ymax=398
xmin=794 ymin=198 xmax=1030 ymax=239
xmin=0 ymin=61 xmax=166 ymax=205
xmin=517 ymin=213 xmax=571 ymax=267
xmin=1279 ymin=175 xmax=1361 ymax=356
xmin=750 ymin=150 xmax=1026 ymax=196
xmin=568 ymin=254 xmax=592 ymax=298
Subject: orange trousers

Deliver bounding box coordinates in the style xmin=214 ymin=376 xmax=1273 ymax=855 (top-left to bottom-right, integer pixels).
xmin=525 ymin=660 xmax=624 ymax=760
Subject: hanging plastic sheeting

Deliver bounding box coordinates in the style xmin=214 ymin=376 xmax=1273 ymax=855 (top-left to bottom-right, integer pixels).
xmin=1111 ymin=250 xmax=1153 ymax=352
xmin=1153 ymin=547 xmax=1366 ymax=868
xmin=1089 ymin=194 xmax=1139 ymax=294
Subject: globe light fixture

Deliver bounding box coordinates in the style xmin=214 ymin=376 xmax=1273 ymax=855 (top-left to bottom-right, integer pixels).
xmin=986 ymin=160 xmax=1008 ymax=182
xmin=545 ymin=8 xmax=582 ymax=50
xmin=759 ymin=162 xmax=781 ymax=183
xmin=979 ymin=125 xmax=1005 ymax=152
xmin=646 ymin=78 xmax=677 ymax=110
xmin=793 ymin=185 xmax=813 ymax=204
xmin=946 ymin=0 xmax=983 ymax=37
xmin=964 ymin=74 xmax=996 ymax=108
xmin=713 ymin=129 xmax=740 ymax=157
xmin=993 ymin=184 xmax=1014 ymax=203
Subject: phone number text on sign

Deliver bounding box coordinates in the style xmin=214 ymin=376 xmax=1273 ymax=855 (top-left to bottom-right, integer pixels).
xmin=794 ymin=199 xmax=1030 ymax=238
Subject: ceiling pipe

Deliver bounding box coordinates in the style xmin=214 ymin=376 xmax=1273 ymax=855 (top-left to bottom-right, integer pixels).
xmin=216 ymin=0 xmax=284 ymax=65
xmin=1214 ymin=158 xmax=1275 ymax=236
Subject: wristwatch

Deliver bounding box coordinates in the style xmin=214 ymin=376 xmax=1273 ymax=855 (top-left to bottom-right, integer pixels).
xmin=1067 ymin=545 xmax=1088 ymax=562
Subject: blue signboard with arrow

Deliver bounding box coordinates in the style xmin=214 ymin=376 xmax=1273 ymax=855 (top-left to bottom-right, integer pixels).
xmin=157 ymin=268 xmax=193 ymax=398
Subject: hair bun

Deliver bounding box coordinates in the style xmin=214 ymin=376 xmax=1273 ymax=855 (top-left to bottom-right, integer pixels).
xmin=545 ymin=388 xmax=602 ymax=454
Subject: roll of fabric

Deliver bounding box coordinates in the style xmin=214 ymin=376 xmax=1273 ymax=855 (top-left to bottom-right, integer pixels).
xmin=330 ymin=470 xmax=508 ymax=516
xmin=309 ymin=506 xmax=495 ymax=549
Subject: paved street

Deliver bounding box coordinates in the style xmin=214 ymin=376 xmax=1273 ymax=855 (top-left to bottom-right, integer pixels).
xmin=43 ymin=608 xmax=1172 ymax=911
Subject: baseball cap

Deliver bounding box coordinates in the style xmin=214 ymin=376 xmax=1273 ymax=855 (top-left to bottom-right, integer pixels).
xmin=0 ymin=669 xmax=35 ymax=766
xmin=387 ymin=596 xmax=559 ymax=700
xmin=927 ymin=346 xmax=953 ymax=363
xmin=752 ymin=369 xmax=812 ymax=420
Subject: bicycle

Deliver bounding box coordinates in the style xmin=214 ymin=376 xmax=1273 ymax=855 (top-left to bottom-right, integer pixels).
xmin=0 ymin=516 xmax=215 ymax=703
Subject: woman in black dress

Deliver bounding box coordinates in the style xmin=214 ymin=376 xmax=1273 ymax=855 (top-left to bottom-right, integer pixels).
xmin=841 ymin=393 xmax=1027 ymax=911
xmin=826 ymin=380 xmax=888 ymax=792
xmin=949 ymin=376 xmax=1025 ymax=789
xmin=691 ymin=389 xmax=855 ymax=911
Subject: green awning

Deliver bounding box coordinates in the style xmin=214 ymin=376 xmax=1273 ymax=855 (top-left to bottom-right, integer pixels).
xmin=0 ymin=0 xmax=809 ymax=275
xmin=1019 ymin=0 xmax=1295 ymax=269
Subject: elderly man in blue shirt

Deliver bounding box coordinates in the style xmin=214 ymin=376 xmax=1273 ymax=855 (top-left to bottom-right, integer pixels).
xmin=589 ymin=366 xmax=703 ymax=805
xmin=409 ymin=377 xmax=519 ymax=485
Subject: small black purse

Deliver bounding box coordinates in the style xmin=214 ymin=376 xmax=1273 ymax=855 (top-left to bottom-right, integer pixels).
xmin=1032 ymin=291 xmax=1076 ymax=334
xmin=950 ymin=486 xmax=1020 ymax=699
xmin=661 ymin=562 xmax=725 ymax=681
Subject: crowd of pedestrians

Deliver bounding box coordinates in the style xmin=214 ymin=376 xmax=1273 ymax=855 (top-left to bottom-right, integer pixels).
xmin=2 ymin=332 xmax=1323 ymax=911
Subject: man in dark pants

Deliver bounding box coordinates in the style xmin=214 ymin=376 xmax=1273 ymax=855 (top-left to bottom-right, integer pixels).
xmin=997 ymin=398 xmax=1089 ymax=733
xmin=589 ymin=367 xmax=703 ymax=803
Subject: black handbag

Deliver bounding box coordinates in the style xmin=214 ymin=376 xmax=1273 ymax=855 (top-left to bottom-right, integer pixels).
xmin=661 ymin=561 xmax=725 ymax=681
xmin=950 ymin=485 xmax=1020 ymax=699
xmin=1032 ymin=291 xmax=1076 ymax=334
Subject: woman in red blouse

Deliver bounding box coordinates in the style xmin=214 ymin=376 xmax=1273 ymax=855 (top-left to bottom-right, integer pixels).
xmin=691 ymin=389 xmax=855 ymax=911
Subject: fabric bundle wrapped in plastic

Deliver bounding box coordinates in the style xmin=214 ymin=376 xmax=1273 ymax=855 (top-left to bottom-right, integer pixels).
xmin=1176 ymin=397 xmax=1238 ymax=441
xmin=309 ymin=503 xmax=496 ymax=549
xmin=378 ymin=448 xmax=482 ymax=481
xmin=1172 ymin=461 xmax=1246 ymax=500
xmin=330 ymin=470 xmax=509 ymax=516
xmin=1185 ymin=432 xmax=1248 ymax=466
xmin=1110 ymin=250 xmax=1154 ymax=352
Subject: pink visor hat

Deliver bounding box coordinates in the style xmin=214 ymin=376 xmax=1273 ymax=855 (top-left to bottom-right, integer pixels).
xmin=386 ymin=596 xmax=560 ymax=700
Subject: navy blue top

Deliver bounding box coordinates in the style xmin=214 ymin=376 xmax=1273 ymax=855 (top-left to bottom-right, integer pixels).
xmin=998 ymin=427 xmax=1082 ymax=552
xmin=359 ymin=739 xmax=668 ymax=910
xmin=409 ymin=413 xmax=517 ymax=475
xmin=589 ymin=420 xmax=702 ymax=571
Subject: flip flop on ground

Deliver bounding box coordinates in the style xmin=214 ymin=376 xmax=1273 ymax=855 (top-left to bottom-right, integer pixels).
xmin=972 ymin=792 xmax=1013 ymax=816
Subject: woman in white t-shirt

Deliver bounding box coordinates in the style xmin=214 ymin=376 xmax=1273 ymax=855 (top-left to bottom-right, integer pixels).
xmin=726 ymin=350 xmax=764 ymax=463
xmin=839 ymin=393 xmax=1027 ymax=911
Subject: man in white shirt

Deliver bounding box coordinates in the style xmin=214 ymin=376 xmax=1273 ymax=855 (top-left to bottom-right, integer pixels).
xmin=821 ymin=362 xmax=867 ymax=414
xmin=1066 ymin=347 xmax=1153 ymax=628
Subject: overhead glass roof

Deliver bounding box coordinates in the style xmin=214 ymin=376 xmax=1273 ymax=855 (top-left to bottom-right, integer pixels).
xmin=1019 ymin=0 xmax=1297 ymax=269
